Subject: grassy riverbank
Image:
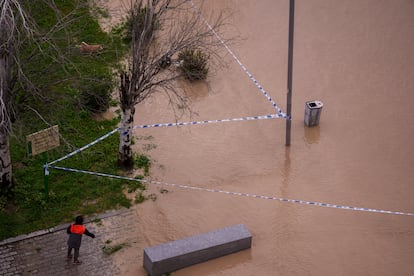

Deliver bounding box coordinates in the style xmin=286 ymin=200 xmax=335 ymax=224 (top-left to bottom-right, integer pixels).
xmin=0 ymin=0 xmax=139 ymax=240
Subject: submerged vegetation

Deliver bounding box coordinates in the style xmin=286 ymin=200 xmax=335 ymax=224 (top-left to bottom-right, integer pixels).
xmin=102 ymin=240 xmax=128 ymax=255
xmin=178 ymin=48 xmax=210 ymax=81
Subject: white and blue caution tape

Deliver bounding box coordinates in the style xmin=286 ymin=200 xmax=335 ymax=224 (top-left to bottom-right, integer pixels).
xmin=48 ymin=128 xmax=119 ymax=166
xmin=190 ymin=1 xmax=288 ymax=119
xmin=48 ymin=114 xmax=280 ymax=165
xmin=133 ymin=114 xmax=282 ymax=130
xmin=49 ymin=166 xmax=414 ymax=217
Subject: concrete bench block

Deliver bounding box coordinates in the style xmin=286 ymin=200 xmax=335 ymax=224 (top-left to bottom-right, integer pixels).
xmin=143 ymin=224 xmax=252 ymax=276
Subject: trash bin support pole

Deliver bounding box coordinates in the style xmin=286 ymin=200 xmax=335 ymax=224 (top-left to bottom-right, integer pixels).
xmin=286 ymin=0 xmax=295 ymax=146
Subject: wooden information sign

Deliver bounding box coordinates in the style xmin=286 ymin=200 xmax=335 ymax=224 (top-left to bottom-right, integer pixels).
xmin=26 ymin=125 xmax=60 ymax=156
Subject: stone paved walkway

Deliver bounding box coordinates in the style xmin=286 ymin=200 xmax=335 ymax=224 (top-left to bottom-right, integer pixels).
xmin=0 ymin=208 xmax=140 ymax=276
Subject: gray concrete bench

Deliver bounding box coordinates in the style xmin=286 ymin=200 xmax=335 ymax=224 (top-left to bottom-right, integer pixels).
xmin=143 ymin=224 xmax=252 ymax=276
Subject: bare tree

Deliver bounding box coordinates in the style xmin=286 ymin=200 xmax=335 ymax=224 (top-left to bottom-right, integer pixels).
xmin=0 ymin=0 xmax=83 ymax=193
xmin=118 ymin=0 xmax=227 ymax=168
xmin=0 ymin=0 xmax=33 ymax=192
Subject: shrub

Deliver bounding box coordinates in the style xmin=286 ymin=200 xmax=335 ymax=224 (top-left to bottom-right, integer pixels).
xmin=134 ymin=154 xmax=151 ymax=176
xmin=80 ymin=77 xmax=112 ymax=113
xmin=178 ymin=48 xmax=209 ymax=81
xmin=102 ymin=242 xmax=127 ymax=255
xmin=119 ymin=7 xmax=159 ymax=44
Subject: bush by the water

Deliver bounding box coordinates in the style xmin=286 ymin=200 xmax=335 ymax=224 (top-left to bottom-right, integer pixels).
xmin=178 ymin=49 xmax=209 ymax=81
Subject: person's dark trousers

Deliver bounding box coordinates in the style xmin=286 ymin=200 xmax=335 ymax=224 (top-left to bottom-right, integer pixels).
xmin=67 ymin=247 xmax=80 ymax=260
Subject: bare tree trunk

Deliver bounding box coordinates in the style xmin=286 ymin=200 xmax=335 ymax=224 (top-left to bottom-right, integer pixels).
xmin=118 ymin=106 xmax=135 ymax=169
xmin=0 ymin=126 xmax=12 ymax=191
xmin=0 ymin=4 xmax=14 ymax=193
xmin=118 ymin=72 xmax=135 ymax=169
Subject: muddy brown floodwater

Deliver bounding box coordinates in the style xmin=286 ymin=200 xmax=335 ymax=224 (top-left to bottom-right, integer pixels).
xmin=97 ymin=0 xmax=414 ymax=275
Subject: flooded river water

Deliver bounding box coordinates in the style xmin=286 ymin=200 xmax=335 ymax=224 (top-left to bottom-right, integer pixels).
xmin=98 ymin=0 xmax=414 ymax=275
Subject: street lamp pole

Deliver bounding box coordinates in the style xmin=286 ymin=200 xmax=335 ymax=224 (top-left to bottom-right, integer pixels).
xmin=286 ymin=0 xmax=295 ymax=146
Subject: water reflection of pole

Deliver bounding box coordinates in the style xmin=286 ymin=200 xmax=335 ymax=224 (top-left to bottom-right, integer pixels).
xmin=281 ymin=147 xmax=291 ymax=195
xmin=286 ymin=0 xmax=295 ymax=146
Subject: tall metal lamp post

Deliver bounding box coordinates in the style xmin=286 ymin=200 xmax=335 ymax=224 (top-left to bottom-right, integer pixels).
xmin=285 ymin=0 xmax=295 ymax=146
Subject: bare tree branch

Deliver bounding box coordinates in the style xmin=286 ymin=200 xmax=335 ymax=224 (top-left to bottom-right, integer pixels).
xmin=0 ymin=0 xmax=94 ymax=191
xmin=117 ymin=0 xmax=231 ymax=168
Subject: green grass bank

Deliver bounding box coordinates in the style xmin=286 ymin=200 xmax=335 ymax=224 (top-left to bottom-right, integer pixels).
xmin=0 ymin=0 xmax=141 ymax=240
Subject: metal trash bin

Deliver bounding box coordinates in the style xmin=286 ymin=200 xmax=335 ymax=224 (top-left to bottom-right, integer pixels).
xmin=304 ymin=100 xmax=323 ymax=127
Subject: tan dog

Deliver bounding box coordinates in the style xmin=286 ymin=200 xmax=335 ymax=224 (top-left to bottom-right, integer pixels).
xmin=78 ymin=41 xmax=103 ymax=54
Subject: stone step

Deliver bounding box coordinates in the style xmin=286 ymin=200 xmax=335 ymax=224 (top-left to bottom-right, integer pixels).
xmin=143 ymin=224 xmax=252 ymax=276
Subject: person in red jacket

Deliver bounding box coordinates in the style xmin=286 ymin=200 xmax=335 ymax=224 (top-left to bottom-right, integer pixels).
xmin=67 ymin=215 xmax=95 ymax=265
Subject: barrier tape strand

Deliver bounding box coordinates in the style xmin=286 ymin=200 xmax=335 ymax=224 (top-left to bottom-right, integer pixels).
xmin=48 ymin=128 xmax=119 ymax=166
xmin=133 ymin=114 xmax=282 ymax=130
xmin=48 ymin=166 xmax=414 ymax=217
xmin=48 ymin=114 xmax=280 ymax=166
xmin=190 ymin=1 xmax=288 ymax=118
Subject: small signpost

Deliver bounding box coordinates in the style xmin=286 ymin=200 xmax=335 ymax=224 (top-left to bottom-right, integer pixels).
xmin=26 ymin=125 xmax=60 ymax=157
xmin=26 ymin=125 xmax=60 ymax=197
